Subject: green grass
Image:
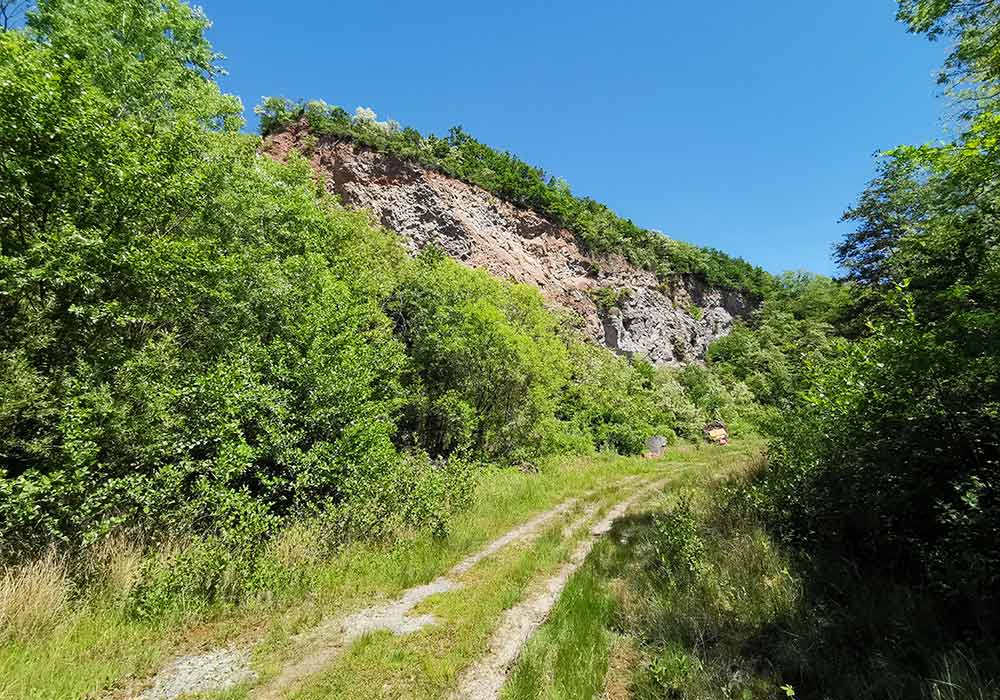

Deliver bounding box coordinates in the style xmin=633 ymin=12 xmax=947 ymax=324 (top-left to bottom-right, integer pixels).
xmin=293 ymin=512 xmax=577 ymax=700
xmin=496 ymin=456 xmax=805 ymax=700
xmin=498 ymin=449 xmax=1000 ymax=700
xmin=234 ymin=472 xmax=650 ymax=699
xmin=501 ymin=566 xmax=616 ymax=700
xmin=0 ymin=446 xmax=736 ymax=700
xmin=194 ymin=447 xmax=744 ymax=700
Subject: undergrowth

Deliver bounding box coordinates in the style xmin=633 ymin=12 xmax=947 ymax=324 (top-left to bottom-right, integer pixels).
xmin=0 ymin=451 xmax=674 ymax=699
xmin=504 ymin=453 xmax=1000 ymax=700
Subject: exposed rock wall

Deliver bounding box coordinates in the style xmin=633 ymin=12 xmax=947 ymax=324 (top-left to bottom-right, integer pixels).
xmin=262 ymin=126 xmax=753 ymax=364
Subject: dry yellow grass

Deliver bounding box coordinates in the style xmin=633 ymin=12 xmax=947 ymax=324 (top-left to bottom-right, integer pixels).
xmin=602 ymin=635 xmax=641 ymax=700
xmin=86 ymin=534 xmax=143 ymax=601
xmin=0 ymin=549 xmax=69 ymax=641
xmin=267 ymin=520 xmax=325 ymax=569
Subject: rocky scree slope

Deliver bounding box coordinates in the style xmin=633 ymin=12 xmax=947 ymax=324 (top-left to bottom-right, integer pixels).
xmin=263 ymin=124 xmax=752 ymax=364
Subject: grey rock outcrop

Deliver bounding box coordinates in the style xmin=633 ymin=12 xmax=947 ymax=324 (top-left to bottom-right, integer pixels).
xmin=263 ymin=126 xmax=753 ymax=364
xmin=643 ymin=435 xmax=669 ymax=458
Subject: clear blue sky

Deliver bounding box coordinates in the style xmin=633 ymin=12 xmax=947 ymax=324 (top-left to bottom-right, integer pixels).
xmin=202 ymin=0 xmax=949 ymax=276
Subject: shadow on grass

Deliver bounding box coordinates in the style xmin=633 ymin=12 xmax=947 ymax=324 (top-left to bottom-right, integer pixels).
xmin=585 ymin=506 xmax=1000 ymax=700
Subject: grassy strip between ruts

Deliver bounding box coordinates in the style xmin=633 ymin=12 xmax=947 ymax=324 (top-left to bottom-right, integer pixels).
xmin=280 ymin=496 xmax=593 ymax=700
xmin=0 ymin=444 xmax=744 ymax=700
xmin=500 ymin=446 xmax=786 ymax=700
xmin=214 ymin=445 xmax=754 ymax=700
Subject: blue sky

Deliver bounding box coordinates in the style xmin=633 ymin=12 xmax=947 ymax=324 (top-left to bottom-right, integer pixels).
xmin=202 ymin=0 xmax=949 ymax=275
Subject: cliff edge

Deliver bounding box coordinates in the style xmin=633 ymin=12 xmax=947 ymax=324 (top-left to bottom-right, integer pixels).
xmin=263 ymin=124 xmax=753 ymax=364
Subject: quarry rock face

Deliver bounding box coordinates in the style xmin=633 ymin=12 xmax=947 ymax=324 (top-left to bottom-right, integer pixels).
xmin=263 ymin=126 xmax=753 ymax=364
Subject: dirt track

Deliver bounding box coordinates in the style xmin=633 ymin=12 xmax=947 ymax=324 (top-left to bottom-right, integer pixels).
xmin=132 ymin=474 xmax=668 ymax=700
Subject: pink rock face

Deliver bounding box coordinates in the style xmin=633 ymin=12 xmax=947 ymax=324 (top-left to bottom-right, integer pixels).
xmin=263 ymin=126 xmax=752 ymax=364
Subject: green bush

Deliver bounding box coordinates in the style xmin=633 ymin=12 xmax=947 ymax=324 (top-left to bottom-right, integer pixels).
xmin=0 ymin=0 xmax=769 ymax=576
xmin=0 ymin=4 xmax=416 ymax=554
xmin=557 ymin=342 xmax=659 ymax=454
xmin=744 ymin=0 xmax=1000 ymax=619
xmin=755 ymin=292 xmax=1000 ymax=604
xmin=588 ymin=286 xmax=631 ymax=312
xmin=650 ymin=495 xmax=706 ymax=584
xmin=706 ymin=274 xmax=844 ymax=411
xmin=326 ymin=451 xmax=477 ymax=541
xmin=388 ymin=249 xmax=571 ymax=462
xmin=673 ymin=364 xmax=761 ymax=436
xmin=128 ymin=450 xmax=475 ymax=618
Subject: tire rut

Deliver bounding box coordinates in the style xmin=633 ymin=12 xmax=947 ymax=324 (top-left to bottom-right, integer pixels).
xmin=250 ymin=492 xmax=595 ymax=700
xmin=129 ymin=480 xmax=635 ymax=700
xmin=451 ymin=477 xmax=671 ymax=700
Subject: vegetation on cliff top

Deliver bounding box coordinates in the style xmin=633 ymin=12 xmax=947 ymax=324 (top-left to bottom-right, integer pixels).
xmin=256 ymin=98 xmax=773 ymax=298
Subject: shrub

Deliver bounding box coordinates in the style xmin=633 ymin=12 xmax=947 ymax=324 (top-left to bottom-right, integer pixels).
xmin=128 ymin=451 xmax=477 ymax=618
xmin=558 ymin=341 xmax=659 ymax=454
xmin=650 ymin=495 xmax=706 ymax=584
xmin=588 ymin=286 xmax=631 ymax=312
xmin=388 ymin=250 xmax=570 ymax=462
xmin=327 ymin=451 xmax=477 ymax=541
xmin=651 ymin=369 xmax=705 ymax=440
xmin=0 ymin=16 xmax=426 ymax=554
xmin=756 ymin=293 xmax=1000 ymax=606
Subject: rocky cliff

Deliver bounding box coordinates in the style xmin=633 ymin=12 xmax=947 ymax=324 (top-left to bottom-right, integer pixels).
xmin=263 ymin=125 xmax=753 ymax=364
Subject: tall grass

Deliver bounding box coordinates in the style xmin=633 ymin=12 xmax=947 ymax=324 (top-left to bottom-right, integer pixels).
xmin=507 ymin=458 xmax=1000 ymax=700
xmin=0 ymin=534 xmax=148 ymax=644
xmin=928 ymin=652 xmax=999 ymax=700
xmin=84 ymin=534 xmax=143 ymax=602
xmin=0 ymin=450 xmax=685 ymax=699
xmin=0 ymin=549 xmax=69 ymax=642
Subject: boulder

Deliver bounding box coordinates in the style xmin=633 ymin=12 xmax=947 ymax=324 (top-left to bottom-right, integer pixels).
xmin=644 ymin=435 xmax=669 ymax=458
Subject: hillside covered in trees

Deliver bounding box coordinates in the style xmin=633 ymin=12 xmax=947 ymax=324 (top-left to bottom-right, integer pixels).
xmin=0 ymin=0 xmax=998 ymax=698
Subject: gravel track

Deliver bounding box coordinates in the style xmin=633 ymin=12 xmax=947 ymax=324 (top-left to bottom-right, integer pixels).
xmin=137 ymin=648 xmax=255 ymax=700
xmin=127 ymin=476 xmax=649 ymax=700
xmin=250 ymin=493 xmax=592 ymax=699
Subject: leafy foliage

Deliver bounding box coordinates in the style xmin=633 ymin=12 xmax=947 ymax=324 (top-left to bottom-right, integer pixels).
xmin=897 ymin=0 xmax=1000 ymax=115
xmin=743 ymin=0 xmax=1000 ymax=640
xmin=0 ymin=11 xmax=417 ymax=552
xmin=587 ymin=286 xmax=631 ymax=313
xmin=650 ymin=494 xmax=706 ymax=584
xmin=707 ymin=272 xmax=846 ymax=410
xmin=0 ymin=0 xmax=769 ymax=562
xmin=388 ymin=249 xmax=570 ymax=462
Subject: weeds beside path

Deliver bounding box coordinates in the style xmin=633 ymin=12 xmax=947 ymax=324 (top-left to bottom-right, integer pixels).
xmin=0 ymin=444 xmax=751 ymax=700
xmin=499 ymin=443 xmax=1000 ymax=700
xmin=234 ymin=445 xmax=751 ymax=700
xmin=452 ymin=477 xmax=672 ymax=700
